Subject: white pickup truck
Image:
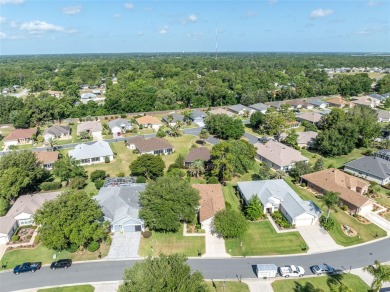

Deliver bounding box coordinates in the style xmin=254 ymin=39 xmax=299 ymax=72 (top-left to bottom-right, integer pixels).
xmin=278 ymin=265 xmax=305 ymax=278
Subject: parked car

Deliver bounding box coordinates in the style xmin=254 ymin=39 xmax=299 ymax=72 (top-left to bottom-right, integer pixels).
xmin=310 ymin=264 xmax=336 ymax=275
xmin=50 ymin=259 xmax=72 ymax=270
xmin=278 ymin=265 xmax=305 ymax=278
xmin=13 ymin=262 xmax=42 ymax=274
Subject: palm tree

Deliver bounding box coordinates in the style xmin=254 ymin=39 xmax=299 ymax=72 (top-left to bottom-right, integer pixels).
xmin=363 ymin=260 xmax=390 ymax=292
xmin=188 ymin=160 xmax=205 ymax=178
xmin=199 ymin=129 xmax=209 ymax=145
xmin=323 ymin=191 xmax=340 ymax=221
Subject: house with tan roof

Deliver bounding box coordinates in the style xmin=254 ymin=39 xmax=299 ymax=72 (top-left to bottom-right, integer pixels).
xmin=254 ymin=140 xmax=309 ymax=171
xmin=209 ymin=108 xmax=235 ymax=117
xmin=185 ymin=147 xmax=211 ymax=167
xmin=136 ymin=115 xmax=162 ymax=131
xmin=300 ymin=168 xmax=372 ymax=214
xmin=76 ymin=121 xmax=103 ymax=140
xmin=297 ymin=131 xmax=318 ymax=148
xmin=351 ymin=96 xmax=380 ymax=108
xmin=327 ymin=97 xmax=353 ymax=108
xmin=4 ymin=128 xmax=36 ymax=147
xmin=296 ymin=112 xmax=323 ymax=124
xmin=0 ymin=192 xmax=59 ymax=244
xmin=34 ymin=151 xmax=59 ymax=170
xmin=127 ymin=136 xmax=174 ymax=155
xmin=192 ymin=184 xmax=225 ymax=229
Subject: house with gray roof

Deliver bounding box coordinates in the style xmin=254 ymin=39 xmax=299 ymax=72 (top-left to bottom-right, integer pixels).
xmin=375 ymin=149 xmax=390 ymax=161
xmin=190 ymin=110 xmax=207 ymax=126
xmin=43 ymin=125 xmax=71 ymax=142
xmin=308 ymin=99 xmax=328 ymax=109
xmin=95 ymin=184 xmax=146 ymax=233
xmin=376 ymin=109 xmax=390 ymax=123
xmin=344 ymin=156 xmax=390 ymax=186
xmin=369 ymin=93 xmax=386 ymax=102
xmin=108 ymin=119 xmax=132 ymax=138
xmin=249 ymin=103 xmax=270 ymax=114
xmin=162 ymin=113 xmax=185 ymax=126
xmin=228 ymin=104 xmax=255 ymax=116
xmin=265 ymin=101 xmax=287 ymax=111
xmin=296 ymin=112 xmax=323 ymax=124
xmin=69 ymin=141 xmax=114 ymax=165
xmin=237 ymin=180 xmax=322 ymax=227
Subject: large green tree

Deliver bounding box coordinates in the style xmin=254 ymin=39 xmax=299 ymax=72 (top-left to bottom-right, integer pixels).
xmin=34 ymin=191 xmax=109 ymax=251
xmin=129 ymin=154 xmax=165 ymax=180
xmin=118 ymin=254 xmax=208 ymax=292
xmin=363 ymin=260 xmax=390 ymax=292
xmin=205 ymin=114 xmax=244 ymax=140
xmin=245 ymin=196 xmax=263 ymax=221
xmin=213 ymin=209 xmax=248 ymax=239
xmin=323 ymin=191 xmax=340 ymax=221
xmin=139 ymin=176 xmax=200 ymax=232
xmin=53 ymin=155 xmax=87 ymax=185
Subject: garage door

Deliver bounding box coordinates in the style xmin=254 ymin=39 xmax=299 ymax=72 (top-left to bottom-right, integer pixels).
xmin=295 ymin=218 xmax=314 ymax=227
xmin=0 ymin=236 xmax=8 ymax=244
xmin=122 ymin=225 xmax=137 ymax=233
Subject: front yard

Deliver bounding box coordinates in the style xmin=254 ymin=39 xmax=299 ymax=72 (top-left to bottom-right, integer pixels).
xmin=38 ymin=285 xmax=95 ymax=292
xmin=272 ymin=274 xmax=369 ymax=292
xmin=1 ymin=243 xmax=109 ymax=271
xmin=225 ymin=221 xmax=307 ymax=256
xmin=286 ymin=179 xmax=387 ymax=246
xmin=138 ymin=225 xmax=205 ymax=257
xmin=206 ymin=281 xmax=249 ymax=292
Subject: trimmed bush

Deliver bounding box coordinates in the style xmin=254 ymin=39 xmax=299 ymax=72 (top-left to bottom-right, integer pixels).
xmin=69 ymin=177 xmax=86 ymax=189
xmin=136 ymin=176 xmax=146 ymax=183
xmin=90 ymin=170 xmax=107 ymax=182
xmin=142 ymin=231 xmax=152 ymax=238
xmin=207 ymin=176 xmax=219 ymax=184
xmin=67 ymin=243 xmax=79 ymax=253
xmin=87 ymin=241 xmax=100 ymax=252
xmin=33 ymin=235 xmax=40 ymax=244
xmin=95 ymin=179 xmax=105 ymax=190
xmin=104 ymin=156 xmax=110 ymax=163
xmin=40 ymin=181 xmax=62 ymax=191
xmin=11 ymin=235 xmax=20 ymax=242
xmin=120 ymin=114 xmax=127 ymax=118
xmin=117 ymin=172 xmax=125 ymax=177
xmin=320 ymin=215 xmax=335 ymax=231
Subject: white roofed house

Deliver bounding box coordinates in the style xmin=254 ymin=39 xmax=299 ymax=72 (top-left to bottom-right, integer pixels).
xmin=237 ymin=180 xmax=322 ymax=227
xmin=249 ymin=103 xmax=271 ymax=114
xmin=69 ymin=141 xmax=114 ymax=165
xmin=108 ymin=119 xmax=133 ymax=138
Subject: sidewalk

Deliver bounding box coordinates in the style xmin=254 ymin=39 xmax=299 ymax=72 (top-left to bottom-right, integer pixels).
xmin=242 ymin=278 xmax=274 ymax=292
xmin=350 ymin=262 xmax=390 ymax=290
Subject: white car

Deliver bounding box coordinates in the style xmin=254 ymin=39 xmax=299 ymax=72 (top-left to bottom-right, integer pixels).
xmin=278 ymin=265 xmax=305 ymax=278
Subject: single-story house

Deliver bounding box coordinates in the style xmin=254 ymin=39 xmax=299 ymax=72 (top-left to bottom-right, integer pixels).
xmin=249 ymin=103 xmax=270 ymax=114
xmin=351 ymin=96 xmax=380 ymax=108
xmin=34 ymin=151 xmax=59 ymax=170
xmin=369 ymin=93 xmax=387 ymax=102
xmin=127 ymin=136 xmax=174 ymax=155
xmin=265 ymin=101 xmax=288 ymax=111
xmin=208 ymin=108 xmax=234 ymax=117
xmin=308 ymin=99 xmax=328 ymax=109
xmin=108 ymin=119 xmax=133 ymax=138
xmin=296 ymin=112 xmax=323 ymax=124
xmin=81 ymin=93 xmax=97 ymax=100
xmin=47 ymin=90 xmax=62 ymax=98
xmin=376 ymin=109 xmax=390 ymax=123
xmin=135 ymin=115 xmax=162 ymax=131
xmin=69 ymin=141 xmax=114 ymax=165
xmin=192 ymin=184 xmax=225 ymax=229
xmin=237 ymin=180 xmax=322 ymax=227
xmin=301 ymin=168 xmax=372 ymax=214
xmin=375 ymin=149 xmax=390 ymax=161
xmin=43 ymin=125 xmax=71 ymax=142
xmin=76 ymin=121 xmax=103 ymax=140
xmin=254 ymin=140 xmax=309 ymax=171
xmin=95 ymin=184 xmax=146 ymax=233
xmin=185 ymin=147 xmax=211 ymax=167
xmin=297 ymin=131 xmax=318 ymax=148
xmin=4 ymin=128 xmax=36 ymax=147
xmin=344 ymin=156 xmax=390 ymax=186
xmin=162 ymin=113 xmax=185 ymax=127
xmin=228 ymin=104 xmax=255 ymax=116
xmin=327 ymin=97 xmax=353 ymax=108
xmin=285 ymin=99 xmax=306 ymax=109
xmin=190 ymin=110 xmax=207 ymax=127
xmin=0 ymin=192 xmax=59 ymax=244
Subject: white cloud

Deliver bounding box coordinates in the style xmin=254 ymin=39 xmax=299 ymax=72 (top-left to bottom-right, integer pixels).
xmin=159 ymin=25 xmax=168 ymax=34
xmin=268 ymin=0 xmax=278 ymax=4
xmin=0 ymin=32 xmax=24 ymax=39
xmin=0 ymin=0 xmax=24 ymax=5
xmin=0 ymin=16 xmax=6 ymax=23
xmin=62 ymin=6 xmax=82 ymax=15
xmin=124 ymin=2 xmax=134 ymax=10
xmin=19 ymin=20 xmax=73 ymax=34
xmin=0 ymin=32 xmax=6 ymax=39
xmin=310 ymin=9 xmax=334 ymax=18
xmin=182 ymin=14 xmax=198 ymax=24
xmin=367 ymin=0 xmax=382 ymax=7
xmin=356 ymin=26 xmax=388 ymax=35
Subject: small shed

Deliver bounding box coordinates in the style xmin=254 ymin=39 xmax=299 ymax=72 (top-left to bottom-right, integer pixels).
xmin=255 ymin=264 xmax=278 ymax=278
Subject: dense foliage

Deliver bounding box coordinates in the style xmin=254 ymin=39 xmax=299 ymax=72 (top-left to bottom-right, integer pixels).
xmin=245 ymin=196 xmax=263 ymax=221
xmin=213 ymin=209 xmax=248 ymax=238
xmin=129 ymin=154 xmax=165 ymax=180
xmin=204 ymin=114 xmax=244 ymax=140
xmin=118 ymin=254 xmax=208 ymax=292
xmin=53 ymin=155 xmax=87 ymax=184
xmin=34 ymin=191 xmax=109 ymax=251
xmin=139 ymin=176 xmax=200 ymax=232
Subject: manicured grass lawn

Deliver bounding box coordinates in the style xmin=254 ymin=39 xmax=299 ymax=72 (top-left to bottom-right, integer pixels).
xmin=375 ymin=186 xmax=390 ymax=208
xmin=272 ymin=274 xmax=369 ymax=292
xmin=300 ymin=147 xmax=373 ymax=168
xmin=222 ymin=184 xmax=242 ymax=212
xmin=286 ymin=179 xmax=387 ymax=246
xmin=38 ymin=285 xmax=94 ymax=292
xmin=0 ymin=125 xmax=15 ymax=148
xmin=163 ymin=135 xmax=200 ymax=170
xmin=138 ymin=225 xmax=205 ymax=257
xmin=225 ymin=221 xmax=307 ymax=256
xmin=1 ymin=243 xmax=109 ymax=271
xmin=385 ymin=213 xmax=390 ymax=221
xmin=206 ymin=281 xmax=249 ymax=292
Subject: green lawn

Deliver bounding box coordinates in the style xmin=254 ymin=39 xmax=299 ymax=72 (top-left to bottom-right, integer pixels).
xmin=225 ymin=221 xmax=307 ymax=256
xmin=375 ymin=186 xmax=390 ymax=208
xmin=286 ymin=179 xmax=387 ymax=246
xmin=162 ymin=135 xmax=200 ymax=170
xmin=1 ymin=243 xmax=109 ymax=271
xmin=272 ymin=274 xmax=369 ymax=292
xmin=222 ymin=184 xmax=242 ymax=212
xmin=0 ymin=125 xmax=15 ymax=148
xmin=38 ymin=285 xmax=94 ymax=292
xmin=385 ymin=213 xmax=390 ymax=221
xmin=138 ymin=225 xmax=205 ymax=257
xmin=206 ymin=281 xmax=249 ymax=292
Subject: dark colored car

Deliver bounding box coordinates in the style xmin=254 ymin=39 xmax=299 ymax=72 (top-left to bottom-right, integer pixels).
xmin=50 ymin=259 xmax=72 ymax=270
xmin=13 ymin=262 xmax=42 ymax=274
xmin=310 ymin=264 xmax=336 ymax=275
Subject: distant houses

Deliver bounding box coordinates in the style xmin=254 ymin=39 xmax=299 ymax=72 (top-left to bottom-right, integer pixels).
xmin=351 ymin=96 xmax=380 ymax=108
xmin=69 ymin=141 xmax=114 ymax=165
xmin=375 ymin=109 xmax=390 ymax=123
xmin=208 ymin=108 xmax=234 ymax=117
xmin=228 ymin=104 xmax=255 ymax=116
xmin=296 ymin=112 xmax=323 ymax=124
xmin=249 ymin=103 xmax=270 ymax=114
xmin=108 ymin=119 xmax=133 ymax=138
xmin=4 ymin=128 xmax=36 ymax=147
xmin=77 ymin=121 xmax=103 ymax=140
xmin=190 ymin=110 xmax=207 ymax=127
xmin=43 ymin=125 xmax=71 ymax=142
xmin=135 ymin=115 xmax=162 ymax=131
xmin=127 ymin=136 xmax=174 ymax=155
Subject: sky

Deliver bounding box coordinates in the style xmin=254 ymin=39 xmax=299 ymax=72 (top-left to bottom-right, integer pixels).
xmin=0 ymin=0 xmax=389 ymax=55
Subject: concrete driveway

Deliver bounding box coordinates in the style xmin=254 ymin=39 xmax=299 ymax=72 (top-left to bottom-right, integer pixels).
xmin=105 ymin=232 xmax=140 ymax=259
xmin=297 ymin=223 xmax=342 ymax=254
xmin=362 ymin=211 xmax=390 ymax=235
xmin=202 ymin=220 xmax=230 ymax=258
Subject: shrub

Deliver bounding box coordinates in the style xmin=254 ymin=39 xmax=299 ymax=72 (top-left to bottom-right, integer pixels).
xmin=33 ymin=235 xmax=40 ymax=244
xmin=320 ymin=215 xmax=335 ymax=231
xmin=104 ymin=156 xmax=110 ymax=163
xmin=300 ymin=182 xmax=306 ymax=188
xmin=142 ymin=230 xmax=152 ymax=238
xmin=69 ymin=177 xmax=86 ymax=189
xmin=121 ymin=114 xmax=127 ymax=118
xmin=136 ymin=176 xmax=146 ymax=183
xmin=167 ymin=163 xmax=179 ymax=172
xmin=271 ymin=211 xmax=291 ymax=228
xmin=117 ymin=172 xmax=125 ymax=177
xmin=40 ymin=181 xmax=62 ymax=191
xmin=207 ymin=176 xmax=219 ymax=184
xmin=90 ymin=170 xmax=107 ymax=182
xmin=341 ymin=205 xmax=348 ymax=211
xmin=195 ymin=224 xmax=201 ymax=230
xmin=27 ymin=235 xmax=32 ymax=240
xmin=11 ymin=235 xmax=20 ymax=242
xmin=95 ymin=179 xmax=105 ymax=190
xmin=87 ymin=241 xmax=100 ymax=252
xmin=67 ymin=243 xmax=79 ymax=253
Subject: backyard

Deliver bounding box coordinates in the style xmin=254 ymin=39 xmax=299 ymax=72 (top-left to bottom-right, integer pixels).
xmin=225 ymin=221 xmax=307 ymax=256
xmin=272 ymin=273 xmax=369 ymax=292
xmin=138 ymin=225 xmax=205 ymax=257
